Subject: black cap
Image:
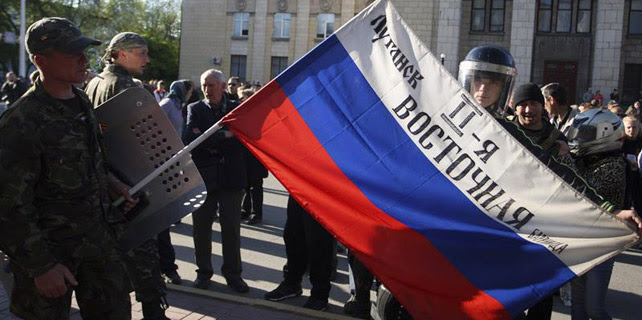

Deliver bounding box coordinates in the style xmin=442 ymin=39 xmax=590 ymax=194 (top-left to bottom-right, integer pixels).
xmin=512 ymin=83 xmax=545 ymax=108
xmin=26 ymin=17 xmax=101 ymax=55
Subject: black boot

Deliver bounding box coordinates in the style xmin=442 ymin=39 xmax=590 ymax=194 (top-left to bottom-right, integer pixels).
xmin=142 ymin=299 xmax=170 ymax=320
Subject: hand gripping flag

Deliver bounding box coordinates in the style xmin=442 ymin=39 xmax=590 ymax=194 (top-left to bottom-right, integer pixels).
xmin=222 ymin=0 xmax=639 ymax=319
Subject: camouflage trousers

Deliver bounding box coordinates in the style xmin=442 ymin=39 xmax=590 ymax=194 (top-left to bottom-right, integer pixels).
xmin=121 ymin=237 xmax=167 ymax=303
xmin=1 ymin=251 xmax=12 ymax=300
xmin=10 ymin=245 xmax=131 ymax=320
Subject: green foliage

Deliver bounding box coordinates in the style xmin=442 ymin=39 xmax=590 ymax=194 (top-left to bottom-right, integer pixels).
xmin=0 ymin=0 xmax=181 ymax=81
xmin=144 ymin=35 xmax=179 ymax=84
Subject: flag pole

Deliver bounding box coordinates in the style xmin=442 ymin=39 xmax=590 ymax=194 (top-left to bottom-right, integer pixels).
xmin=18 ymin=0 xmax=26 ymax=77
xmin=112 ymin=120 xmax=224 ymax=206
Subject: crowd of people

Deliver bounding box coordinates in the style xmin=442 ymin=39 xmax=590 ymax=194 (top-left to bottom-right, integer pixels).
xmin=0 ymin=17 xmax=641 ymax=320
xmin=458 ymin=45 xmax=642 ymax=320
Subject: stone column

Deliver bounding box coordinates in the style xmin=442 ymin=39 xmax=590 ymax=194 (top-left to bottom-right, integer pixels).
xmin=509 ymin=0 xmax=536 ymax=86
xmin=591 ymin=0 xmax=625 ymax=94
xmin=340 ymin=0 xmax=356 ymax=26
xmin=179 ymin=0 xmax=229 ymax=82
xmin=294 ymin=0 xmax=311 ymax=60
xmin=393 ymin=0 xmax=435 ymax=49
xmin=436 ymin=0 xmax=462 ymax=75
xmin=251 ymin=0 xmax=268 ymax=83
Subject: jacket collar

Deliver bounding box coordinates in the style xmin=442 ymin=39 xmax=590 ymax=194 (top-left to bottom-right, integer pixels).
xmin=203 ymin=95 xmax=228 ymax=111
xmin=104 ymin=64 xmax=133 ymax=78
xmin=32 ymin=78 xmax=93 ymax=118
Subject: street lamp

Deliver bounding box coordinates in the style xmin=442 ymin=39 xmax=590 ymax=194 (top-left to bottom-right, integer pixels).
xmin=440 ymin=53 xmax=445 ymax=66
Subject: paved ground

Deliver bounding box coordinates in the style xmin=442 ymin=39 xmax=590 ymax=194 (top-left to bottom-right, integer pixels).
xmin=1 ymin=174 xmax=641 ymax=319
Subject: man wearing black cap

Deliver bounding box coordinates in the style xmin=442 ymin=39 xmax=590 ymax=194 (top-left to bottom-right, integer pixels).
xmin=0 ymin=17 xmax=133 ymax=319
xmin=510 ymin=83 xmax=568 ymax=320
xmin=511 ymin=83 xmax=568 ymax=156
xmin=86 ymin=31 xmax=175 ymax=320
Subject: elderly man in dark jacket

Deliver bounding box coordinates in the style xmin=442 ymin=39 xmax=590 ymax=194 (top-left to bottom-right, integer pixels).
xmin=183 ymin=69 xmax=249 ymax=293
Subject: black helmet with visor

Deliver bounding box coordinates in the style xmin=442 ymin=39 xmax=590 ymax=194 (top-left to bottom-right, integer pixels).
xmin=458 ymin=46 xmax=517 ymax=116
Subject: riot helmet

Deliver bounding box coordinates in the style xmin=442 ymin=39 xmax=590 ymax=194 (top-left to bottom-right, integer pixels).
xmin=459 ymin=46 xmax=517 ymax=116
xmin=567 ymin=108 xmax=624 ymax=157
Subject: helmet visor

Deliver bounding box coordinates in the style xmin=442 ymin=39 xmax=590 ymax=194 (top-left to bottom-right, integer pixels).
xmin=458 ymin=66 xmax=515 ymax=115
xmin=567 ymin=125 xmax=597 ymax=145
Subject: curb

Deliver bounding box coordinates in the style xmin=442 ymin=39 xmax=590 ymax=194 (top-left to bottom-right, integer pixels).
xmin=167 ymin=284 xmax=357 ymax=320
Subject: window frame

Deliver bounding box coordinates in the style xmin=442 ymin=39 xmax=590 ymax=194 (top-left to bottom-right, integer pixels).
xmin=233 ymin=12 xmax=250 ymax=38
xmin=630 ymin=0 xmax=642 ymax=35
xmin=555 ymin=0 xmax=572 ymax=33
xmin=576 ymin=0 xmax=592 ymax=33
xmin=230 ymin=55 xmax=247 ymax=81
xmin=469 ymin=0 xmax=505 ymax=33
xmin=537 ymin=0 xmax=553 ymax=33
xmin=470 ymin=0 xmax=487 ymax=32
xmin=489 ymin=0 xmax=505 ymax=32
xmin=316 ymin=13 xmax=335 ymax=39
xmin=270 ymin=56 xmax=288 ymax=79
xmin=273 ymin=13 xmax=291 ymax=39
xmin=537 ymin=0 xmax=593 ymax=35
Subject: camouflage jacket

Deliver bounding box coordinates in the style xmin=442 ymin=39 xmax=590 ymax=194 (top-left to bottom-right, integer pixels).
xmin=0 ymin=80 xmax=114 ymax=277
xmin=85 ymin=64 xmax=137 ymax=108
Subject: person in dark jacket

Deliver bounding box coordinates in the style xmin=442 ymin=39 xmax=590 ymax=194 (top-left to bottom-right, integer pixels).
xmin=183 ymin=69 xmax=249 ymax=293
xmin=0 ymin=72 xmax=27 ymax=106
xmin=510 ymin=84 xmax=567 ymax=320
xmin=237 ymin=88 xmax=269 ymax=225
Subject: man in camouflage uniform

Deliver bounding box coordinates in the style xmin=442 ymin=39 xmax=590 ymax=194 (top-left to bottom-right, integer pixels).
xmin=85 ymin=32 xmax=172 ymax=320
xmin=0 ymin=17 xmax=133 ymax=319
xmin=85 ymin=32 xmax=150 ymax=106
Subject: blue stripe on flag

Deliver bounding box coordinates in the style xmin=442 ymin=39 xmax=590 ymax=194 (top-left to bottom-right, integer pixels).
xmin=276 ymin=35 xmax=575 ymax=316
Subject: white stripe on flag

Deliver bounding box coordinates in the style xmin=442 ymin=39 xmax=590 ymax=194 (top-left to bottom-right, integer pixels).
xmin=334 ymin=0 xmax=637 ymax=274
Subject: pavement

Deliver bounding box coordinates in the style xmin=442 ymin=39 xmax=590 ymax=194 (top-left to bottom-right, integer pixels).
xmin=1 ymin=174 xmax=642 ymax=319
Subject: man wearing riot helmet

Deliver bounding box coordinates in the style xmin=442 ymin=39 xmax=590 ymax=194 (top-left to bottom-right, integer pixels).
xmin=565 ymin=108 xmax=634 ymax=320
xmin=458 ymin=45 xmax=517 ymax=116
xmin=372 ymin=45 xmax=520 ymax=320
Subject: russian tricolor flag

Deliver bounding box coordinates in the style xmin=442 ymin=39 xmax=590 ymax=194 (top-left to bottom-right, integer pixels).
xmin=222 ymin=1 xmax=639 ymax=319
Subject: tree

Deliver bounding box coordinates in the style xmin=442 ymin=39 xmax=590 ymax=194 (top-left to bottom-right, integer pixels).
xmin=0 ymin=0 xmax=181 ymax=82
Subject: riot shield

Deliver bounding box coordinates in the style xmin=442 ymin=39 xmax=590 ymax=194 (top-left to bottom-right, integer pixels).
xmin=95 ymin=88 xmax=206 ymax=251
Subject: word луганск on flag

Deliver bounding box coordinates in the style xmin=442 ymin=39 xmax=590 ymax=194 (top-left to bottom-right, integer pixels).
xmin=222 ymin=0 xmax=639 ymax=319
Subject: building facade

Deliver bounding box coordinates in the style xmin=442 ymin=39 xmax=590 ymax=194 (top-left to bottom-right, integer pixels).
xmin=180 ymin=0 xmax=642 ymax=105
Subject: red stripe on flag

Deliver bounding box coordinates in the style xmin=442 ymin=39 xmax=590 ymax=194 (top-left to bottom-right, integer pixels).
xmin=223 ymin=81 xmax=511 ymax=320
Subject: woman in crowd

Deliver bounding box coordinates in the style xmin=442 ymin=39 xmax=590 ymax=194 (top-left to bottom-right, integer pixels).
xmin=160 ymin=79 xmax=194 ymax=135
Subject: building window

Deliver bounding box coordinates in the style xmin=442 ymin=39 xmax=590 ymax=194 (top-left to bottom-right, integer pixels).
xmin=471 ymin=0 xmax=486 ymax=31
xmin=631 ymin=0 xmax=642 ymax=35
xmin=470 ymin=0 xmax=504 ymax=32
xmin=576 ymin=0 xmax=591 ymax=33
xmin=274 ymin=13 xmax=291 ymax=38
xmin=556 ymin=0 xmax=572 ymax=32
xmin=234 ymin=13 xmax=250 ymax=37
xmin=538 ymin=0 xmax=592 ymax=34
xmin=271 ymin=57 xmax=288 ymax=79
xmin=489 ymin=0 xmax=505 ymax=32
xmin=317 ymin=13 xmax=335 ymax=38
xmin=538 ymin=0 xmax=553 ymax=32
xmin=230 ymin=55 xmax=247 ymax=80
